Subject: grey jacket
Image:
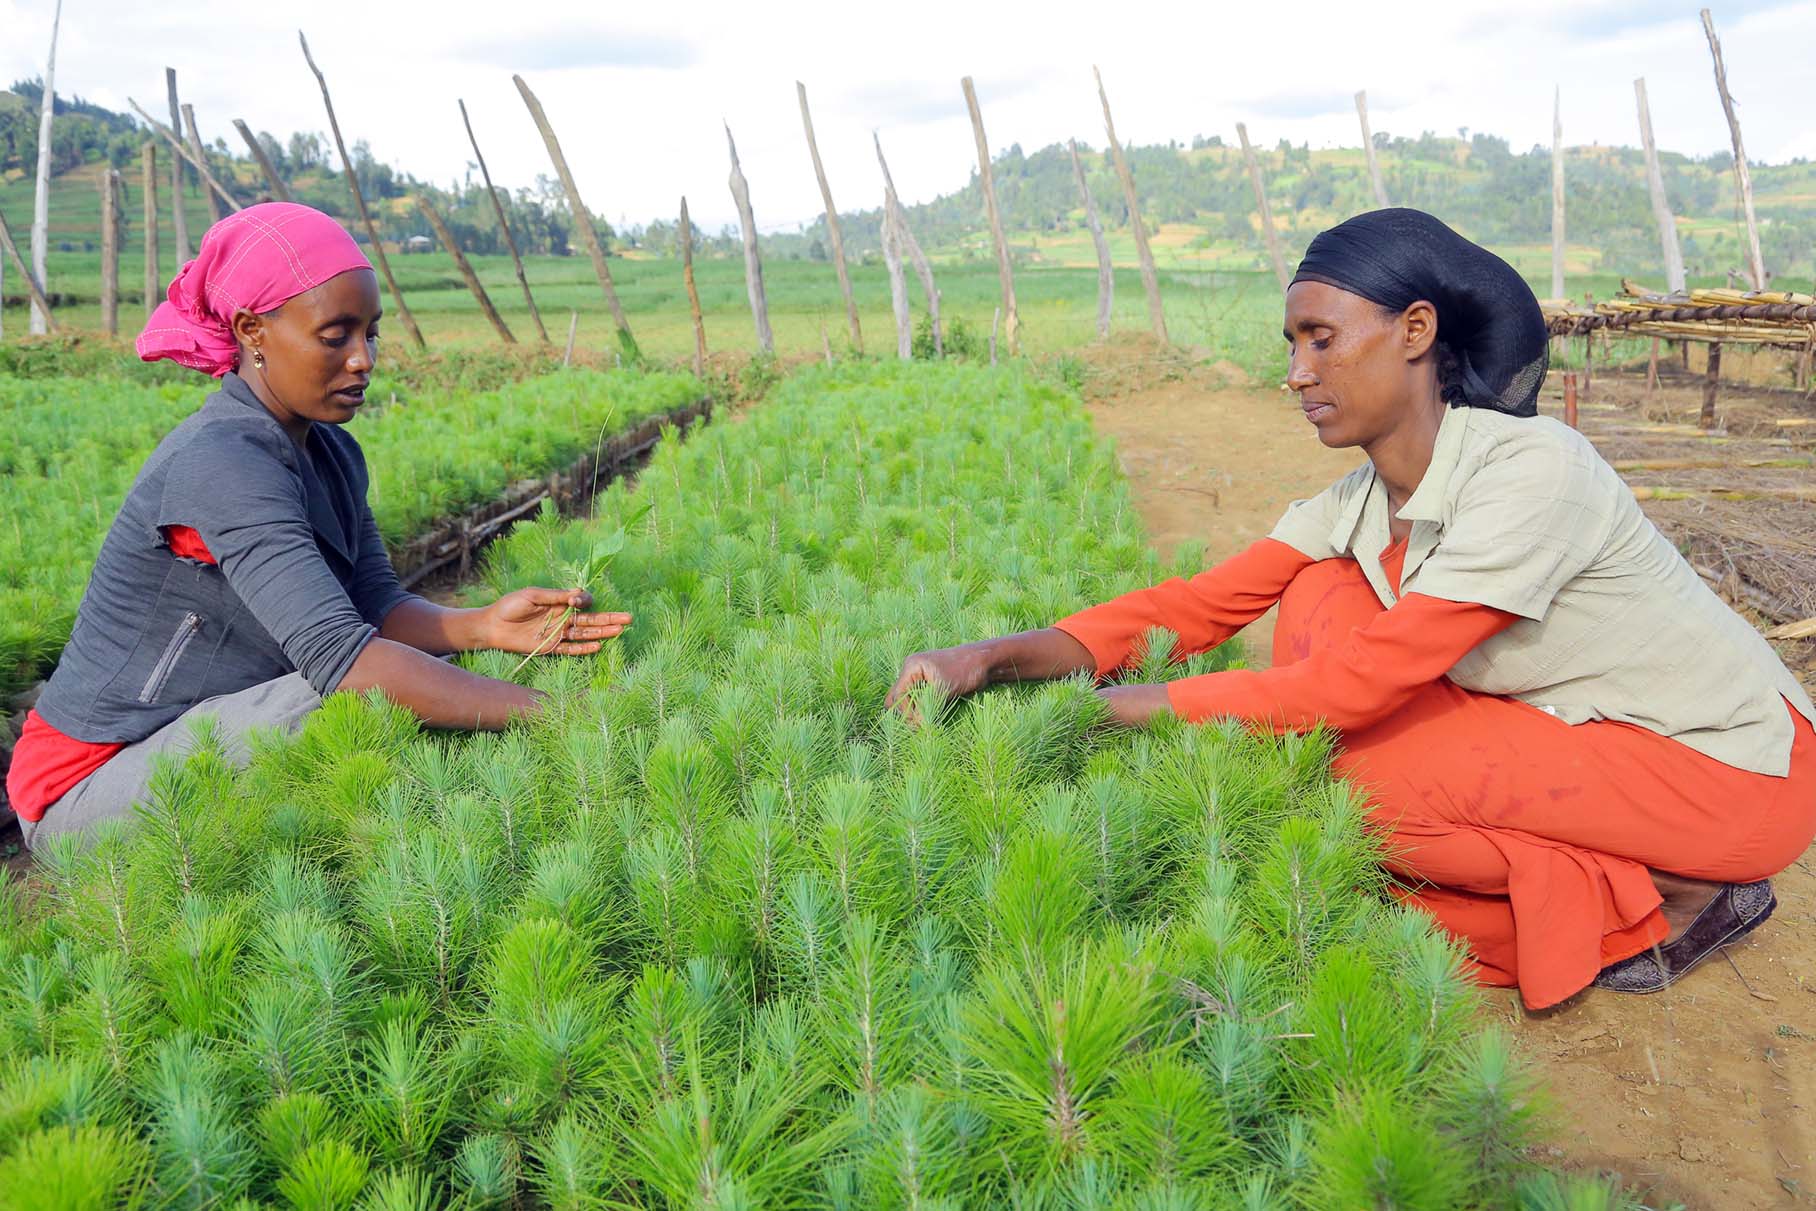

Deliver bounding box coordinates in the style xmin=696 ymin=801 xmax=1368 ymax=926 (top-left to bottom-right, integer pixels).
xmin=36 ymin=373 xmax=416 ymax=744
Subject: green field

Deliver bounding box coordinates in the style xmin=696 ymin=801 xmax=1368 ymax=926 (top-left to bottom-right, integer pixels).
xmin=0 ymin=360 xmax=1642 ymax=1208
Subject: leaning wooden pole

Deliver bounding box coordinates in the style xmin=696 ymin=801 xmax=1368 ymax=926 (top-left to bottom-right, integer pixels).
xmin=415 ymin=194 xmax=514 ymax=344
xmin=678 ymin=196 xmax=706 ymax=377
xmin=164 ymin=68 xmax=190 ymax=264
xmin=1356 ymin=89 xmax=1388 ymax=208
xmin=513 ymin=74 xmax=633 ymax=352
xmin=1633 ymin=79 xmax=1686 ymax=294
xmin=128 ymin=100 xmax=243 ymax=213
xmin=299 ymin=33 xmax=427 ymax=348
xmin=1236 ymin=123 xmax=1289 ymax=290
xmin=182 ymin=104 xmax=223 ymax=225
xmin=1551 ymin=86 xmax=1565 ymax=300
xmin=232 ymin=120 xmax=293 ymax=202
xmin=1068 ymin=139 xmax=1113 ymax=340
xmin=28 ymin=0 xmax=61 ymax=335
xmin=1095 ymin=67 xmax=1167 ymax=344
xmin=960 ymin=76 xmax=1019 ymax=355
xmin=0 ymin=210 xmax=57 ymax=331
xmin=879 ymin=192 xmax=912 ymax=360
xmin=459 ymin=99 xmax=548 ymax=344
xmin=874 ymin=133 xmax=940 ymax=356
xmin=1702 ymin=342 xmax=1723 ymax=428
xmin=99 ymin=169 xmax=120 ymax=337
xmin=796 ymin=82 xmax=862 ymax=354
xmin=1699 ymin=9 xmax=1765 ymax=290
xmin=724 ymin=123 xmax=773 ymax=355
xmin=142 ymin=142 xmax=159 ymax=320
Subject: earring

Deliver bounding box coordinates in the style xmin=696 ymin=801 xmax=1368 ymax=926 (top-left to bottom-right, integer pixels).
xmin=252 ymin=349 xmax=265 ymax=370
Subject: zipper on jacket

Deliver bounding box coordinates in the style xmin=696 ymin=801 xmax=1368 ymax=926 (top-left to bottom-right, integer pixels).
xmin=138 ymin=612 xmax=202 ymax=704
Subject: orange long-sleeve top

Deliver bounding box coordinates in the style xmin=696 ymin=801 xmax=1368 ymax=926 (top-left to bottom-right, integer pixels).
xmin=1054 ymin=538 xmax=1518 ymax=733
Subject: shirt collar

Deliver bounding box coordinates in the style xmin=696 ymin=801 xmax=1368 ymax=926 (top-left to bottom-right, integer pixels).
xmin=1397 ymin=404 xmax=1471 ymax=524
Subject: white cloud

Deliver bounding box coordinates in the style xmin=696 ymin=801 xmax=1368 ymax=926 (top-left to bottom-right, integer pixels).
xmin=4 ymin=0 xmax=1812 ymax=233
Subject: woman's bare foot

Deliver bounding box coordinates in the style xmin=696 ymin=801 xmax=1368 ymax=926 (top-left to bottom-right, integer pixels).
xmin=1649 ymin=869 xmax=1724 ymax=942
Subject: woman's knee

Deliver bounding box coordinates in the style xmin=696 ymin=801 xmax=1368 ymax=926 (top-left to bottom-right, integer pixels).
xmin=1273 ymin=558 xmax=1383 ymax=666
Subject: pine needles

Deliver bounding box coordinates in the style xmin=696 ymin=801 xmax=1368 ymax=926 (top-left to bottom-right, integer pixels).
xmin=0 ymin=361 xmax=1574 ymax=1205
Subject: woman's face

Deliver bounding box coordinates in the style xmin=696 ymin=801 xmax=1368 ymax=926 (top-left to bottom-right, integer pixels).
xmin=234 ymin=268 xmax=382 ymax=427
xmin=1282 ymin=280 xmax=1435 ymax=449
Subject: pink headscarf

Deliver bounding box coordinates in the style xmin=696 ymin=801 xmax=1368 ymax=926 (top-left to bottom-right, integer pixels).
xmin=136 ymin=203 xmax=372 ymax=378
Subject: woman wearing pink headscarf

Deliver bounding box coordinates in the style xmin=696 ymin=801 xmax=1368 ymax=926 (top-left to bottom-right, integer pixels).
xmin=7 ymin=204 xmax=630 ymax=847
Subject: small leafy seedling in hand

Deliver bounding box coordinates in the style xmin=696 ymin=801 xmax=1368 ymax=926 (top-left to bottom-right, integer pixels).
xmin=509 ymin=502 xmax=650 ymax=676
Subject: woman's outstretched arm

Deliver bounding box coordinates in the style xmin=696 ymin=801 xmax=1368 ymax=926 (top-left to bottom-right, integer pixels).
xmin=336 ymin=637 xmax=543 ymax=729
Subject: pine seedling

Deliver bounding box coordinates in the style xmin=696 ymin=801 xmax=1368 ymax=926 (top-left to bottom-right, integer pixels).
xmin=1244 ymin=816 xmax=1376 ymax=984
xmin=1514 ymin=1170 xmax=1656 ymax=1211
xmin=626 ymin=827 xmax=700 ymax=970
xmin=960 ymin=943 xmax=1162 ymax=1173
xmin=60 ymin=950 xmax=155 ymax=1082
xmin=761 ymin=714 xmax=835 ymax=829
xmin=716 ymin=793 xmax=796 ymax=954
xmin=357 ymin=1166 xmax=437 ymax=1211
xmin=233 ymin=977 xmax=336 ymax=1099
xmin=35 ymin=820 xmax=153 ymax=962
xmin=519 ymin=839 xmax=612 ymax=946
xmin=818 ymin=914 xmax=909 ymax=1108
xmin=853 ymin=1084 xmax=969 ymax=1211
xmin=643 ymin=726 xmax=733 ymax=884
xmin=146 ymin=1036 xmax=258 ymax=1209
xmin=1097 ymin=1055 xmax=1235 ymax=1184
xmin=276 ymin=1136 xmax=372 ymax=1211
xmin=887 ymin=770 xmax=959 ymax=923
xmin=1437 ymin=1027 xmax=1549 ymax=1197
xmin=527 ymin=1110 xmax=617 ymax=1211
xmin=978 ymin=819 xmax=1091 ymax=974
xmin=811 ymin=778 xmax=891 ymax=922
xmin=616 ymin=964 xmax=693 ymax=1105
xmin=508 ymin=502 xmax=649 ymax=677
xmin=1291 ymin=946 xmax=1423 ymax=1107
xmin=150 ymin=896 xmax=245 ymax=1036
xmin=775 ymin=872 xmax=840 ymax=1006
xmin=257 ymin=1089 xmax=340 ymax=1171
xmin=348 ymin=1019 xmax=457 ymax=1170
xmin=451 ymin=1131 xmax=520 ymax=1209
xmin=0 ymin=1124 xmax=147 ymax=1211
xmin=1303 ymin=1087 xmax=1473 ymax=1211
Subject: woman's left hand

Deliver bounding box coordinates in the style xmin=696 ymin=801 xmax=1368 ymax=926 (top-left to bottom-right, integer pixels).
xmin=1097 ymin=683 xmax=1173 ymax=728
xmin=483 ymin=588 xmax=632 ymax=656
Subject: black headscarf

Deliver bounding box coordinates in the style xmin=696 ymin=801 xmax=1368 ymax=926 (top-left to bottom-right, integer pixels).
xmin=1291 ymin=208 xmax=1549 ymax=418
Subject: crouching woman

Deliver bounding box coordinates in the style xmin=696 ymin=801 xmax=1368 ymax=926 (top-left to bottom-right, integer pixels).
xmin=887 ymin=209 xmax=1816 ymax=1011
xmin=7 ymin=204 xmax=630 ymax=848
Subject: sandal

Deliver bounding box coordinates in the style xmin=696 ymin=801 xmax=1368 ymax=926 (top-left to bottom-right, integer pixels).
xmin=1591 ymin=879 xmax=1777 ymax=994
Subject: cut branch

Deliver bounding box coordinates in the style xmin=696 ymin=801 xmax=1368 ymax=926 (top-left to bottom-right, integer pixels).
xmin=1095 ymin=66 xmax=1167 ymax=343
xmin=182 ymin=104 xmax=223 ymax=225
xmin=1068 ymin=138 xmax=1113 ymax=340
xmin=961 ymin=76 xmax=1019 ymax=355
xmin=875 ymin=132 xmax=939 ymax=356
xmin=679 ymin=196 xmax=707 ymax=377
xmin=414 ymin=194 xmax=514 ymax=343
xmin=459 ymin=99 xmax=547 ymax=344
xmin=513 ymin=73 xmax=633 ymax=352
xmin=797 ymin=82 xmax=861 ymax=354
xmin=1236 ymin=122 xmax=1288 ymax=290
xmin=0 ymin=208 xmax=57 ymax=331
xmin=232 ymin=119 xmax=292 ymax=202
xmin=1700 ymin=9 xmax=1766 ymax=290
xmin=298 ymin=32 xmax=427 ymax=348
xmin=1356 ymin=90 xmax=1388 ymax=208
xmin=725 ymin=123 xmax=773 ymax=354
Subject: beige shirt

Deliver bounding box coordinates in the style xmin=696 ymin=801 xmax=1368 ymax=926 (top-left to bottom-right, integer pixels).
xmin=1269 ymin=404 xmax=1816 ymax=776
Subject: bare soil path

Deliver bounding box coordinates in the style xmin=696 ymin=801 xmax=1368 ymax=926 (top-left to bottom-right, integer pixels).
xmin=1077 ymin=337 xmax=1816 ymax=1209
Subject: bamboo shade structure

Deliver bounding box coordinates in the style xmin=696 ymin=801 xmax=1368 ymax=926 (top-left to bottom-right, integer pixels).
xmin=1545 ymin=284 xmax=1816 ymax=348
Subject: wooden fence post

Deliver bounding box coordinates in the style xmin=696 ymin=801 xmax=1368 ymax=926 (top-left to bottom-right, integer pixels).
xmin=1551 ymin=86 xmax=1565 ymax=300
xmin=796 ymin=82 xmax=861 ymax=354
xmin=724 ymin=123 xmax=773 ymax=355
xmin=1701 ymin=342 xmax=1722 ymax=428
xmin=127 ymin=101 xmax=243 ymax=214
xmin=678 ymin=196 xmax=707 ymax=377
xmin=1068 ymin=138 xmax=1113 ymax=340
xmin=961 ymin=76 xmax=1019 ymax=355
xmin=1236 ymin=122 xmax=1289 ymax=290
xmin=28 ymin=0 xmax=61 ymax=335
xmin=1094 ymin=67 xmax=1167 ymax=344
xmin=874 ymin=133 xmax=940 ymax=356
xmin=1647 ymin=337 xmax=1661 ymax=393
xmin=1356 ymin=90 xmax=1388 ymax=208
xmin=513 ymin=75 xmax=633 ymax=353
xmin=0 ymin=210 xmax=56 ymax=331
xmin=299 ymin=33 xmax=427 ymax=349
xmin=415 ymin=194 xmax=514 ymax=344
xmin=182 ymin=104 xmax=223 ymax=226
xmin=1633 ymin=79 xmax=1685 ymax=294
xmin=142 ymin=142 xmax=159 ymax=319
xmin=99 ymin=169 xmax=119 ymax=336
xmin=232 ymin=119 xmax=293 ymax=201
xmin=165 ymin=68 xmax=190 ymax=264
xmin=1700 ymin=9 xmax=1765 ymax=290
xmin=459 ymin=99 xmax=548 ymax=344
xmin=880 ymin=193 xmax=912 ymax=359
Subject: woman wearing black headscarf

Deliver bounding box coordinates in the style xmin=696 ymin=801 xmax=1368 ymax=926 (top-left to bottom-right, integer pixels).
xmin=888 ymin=209 xmax=1816 ymax=1010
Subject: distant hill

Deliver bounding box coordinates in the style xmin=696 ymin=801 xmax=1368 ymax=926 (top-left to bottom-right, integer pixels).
xmin=4 ymin=84 xmax=1812 ymax=288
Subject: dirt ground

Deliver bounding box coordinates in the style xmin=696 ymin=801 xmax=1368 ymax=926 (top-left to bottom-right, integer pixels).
xmin=1078 ymin=336 xmax=1816 ymax=1209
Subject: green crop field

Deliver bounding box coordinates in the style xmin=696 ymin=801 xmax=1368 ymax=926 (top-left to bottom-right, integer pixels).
xmin=0 ymin=361 xmax=1644 ymax=1208
xmin=0 ymin=366 xmax=706 ymax=702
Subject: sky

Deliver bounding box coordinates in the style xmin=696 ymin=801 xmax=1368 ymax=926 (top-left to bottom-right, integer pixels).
xmin=5 ymin=0 xmax=1814 ymax=235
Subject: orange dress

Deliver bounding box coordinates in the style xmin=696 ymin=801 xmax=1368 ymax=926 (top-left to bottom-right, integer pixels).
xmin=1057 ymin=539 xmax=1816 ymax=1010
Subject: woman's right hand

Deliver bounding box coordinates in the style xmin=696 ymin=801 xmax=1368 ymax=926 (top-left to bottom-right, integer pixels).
xmin=885 ymin=643 xmax=996 ymax=719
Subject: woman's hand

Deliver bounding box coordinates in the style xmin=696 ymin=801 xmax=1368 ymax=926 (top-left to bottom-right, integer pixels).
xmin=885 ymin=643 xmax=996 ymax=721
xmin=1097 ymin=683 xmax=1173 ymax=728
xmin=482 ymin=587 xmax=631 ymax=657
